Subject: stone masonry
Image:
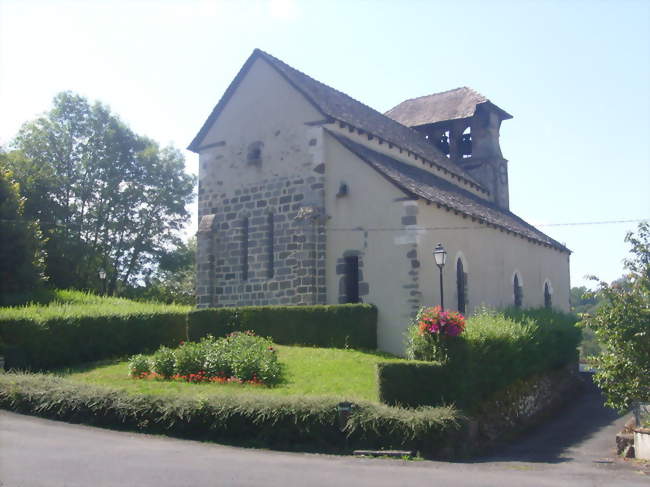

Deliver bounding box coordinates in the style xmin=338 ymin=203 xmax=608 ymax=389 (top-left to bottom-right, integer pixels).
xmin=197 ymin=174 xmax=326 ymax=308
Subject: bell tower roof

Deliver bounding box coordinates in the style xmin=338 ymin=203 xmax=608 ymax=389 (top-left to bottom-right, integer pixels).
xmin=384 ymin=87 xmax=512 ymax=128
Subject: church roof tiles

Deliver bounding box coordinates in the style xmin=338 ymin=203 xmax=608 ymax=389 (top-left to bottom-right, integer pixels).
xmin=330 ymin=132 xmax=568 ymax=252
xmin=384 ymin=87 xmax=512 ymax=127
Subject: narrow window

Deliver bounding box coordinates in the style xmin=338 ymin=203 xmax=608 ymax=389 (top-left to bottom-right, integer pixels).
xmin=456 ymin=258 xmax=467 ymax=313
xmin=544 ymin=282 xmax=552 ymax=309
xmin=241 ymin=217 xmax=249 ymax=280
xmin=514 ymin=274 xmax=523 ymax=308
xmin=267 ymin=213 xmax=274 ymax=278
xmin=344 ymin=256 xmax=360 ymax=303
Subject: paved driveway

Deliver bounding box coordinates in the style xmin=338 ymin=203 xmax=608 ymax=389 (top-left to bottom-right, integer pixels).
xmin=0 ymin=375 xmax=648 ymax=487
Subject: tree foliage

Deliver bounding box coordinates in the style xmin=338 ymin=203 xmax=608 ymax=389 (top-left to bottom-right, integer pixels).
xmin=584 ymin=222 xmax=650 ymax=412
xmin=123 ymin=237 xmax=196 ymax=304
xmin=0 ymin=158 xmax=47 ymax=303
xmin=7 ymin=92 xmax=196 ymax=294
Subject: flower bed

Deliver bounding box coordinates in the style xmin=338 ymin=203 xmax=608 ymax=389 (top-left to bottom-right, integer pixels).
xmin=406 ymin=305 xmax=466 ymax=362
xmin=128 ymin=332 xmax=281 ymax=386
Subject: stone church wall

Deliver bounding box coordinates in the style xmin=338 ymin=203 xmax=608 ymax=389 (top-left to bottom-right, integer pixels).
xmin=194 ymin=57 xmax=327 ymax=308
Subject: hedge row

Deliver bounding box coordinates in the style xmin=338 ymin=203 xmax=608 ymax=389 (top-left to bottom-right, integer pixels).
xmin=0 ymin=302 xmax=377 ymax=370
xmin=188 ymin=304 xmax=377 ymax=349
xmin=378 ymin=308 xmax=581 ymax=410
xmin=0 ymin=312 xmax=188 ymax=370
xmin=0 ymin=373 xmax=463 ymax=458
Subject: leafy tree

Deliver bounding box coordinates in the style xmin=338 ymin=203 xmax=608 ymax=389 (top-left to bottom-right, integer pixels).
xmin=124 ymin=237 xmax=196 ymax=304
xmin=571 ymin=286 xmax=601 ymax=314
xmin=0 ymin=157 xmax=47 ymax=303
xmin=8 ymin=92 xmax=196 ymax=294
xmin=584 ymin=222 xmax=650 ymax=412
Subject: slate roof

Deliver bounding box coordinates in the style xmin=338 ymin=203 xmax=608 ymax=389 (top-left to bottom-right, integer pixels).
xmin=329 ymin=132 xmax=569 ymax=252
xmin=188 ymin=49 xmax=484 ymax=191
xmin=385 ymin=87 xmax=512 ymax=127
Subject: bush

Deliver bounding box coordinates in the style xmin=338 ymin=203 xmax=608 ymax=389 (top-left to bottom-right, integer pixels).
xmin=379 ymin=307 xmax=580 ymax=409
xmin=150 ymin=347 xmax=176 ymax=379
xmin=0 ymin=297 xmax=189 ymax=370
xmin=173 ymin=341 xmax=207 ymax=378
xmin=128 ymin=354 xmax=150 ymax=377
xmin=405 ymin=306 xmax=466 ymax=362
xmin=0 ymin=372 xmax=462 ymax=458
xmin=188 ymin=304 xmax=377 ymax=349
xmin=582 ymin=223 xmax=650 ymax=412
xmin=134 ymin=332 xmax=282 ymax=385
xmin=224 ymin=332 xmax=281 ymax=384
xmin=1 ymin=297 xmax=376 ymax=372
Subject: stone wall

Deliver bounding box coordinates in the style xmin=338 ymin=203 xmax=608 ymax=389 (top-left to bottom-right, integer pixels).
xmin=472 ymin=363 xmax=583 ymax=447
xmin=197 ymin=175 xmax=326 ymax=307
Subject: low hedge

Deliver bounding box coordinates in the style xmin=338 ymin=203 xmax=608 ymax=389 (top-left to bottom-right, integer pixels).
xmin=0 ymin=297 xmax=377 ymax=371
xmin=0 ymin=372 xmax=463 ymax=458
xmin=0 ymin=308 xmax=188 ymax=371
xmin=188 ymin=304 xmax=377 ymax=349
xmin=378 ymin=308 xmax=580 ymax=410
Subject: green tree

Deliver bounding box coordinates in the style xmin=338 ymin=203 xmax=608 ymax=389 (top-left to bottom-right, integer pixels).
xmin=0 ymin=158 xmax=47 ymax=303
xmin=124 ymin=236 xmax=196 ymax=304
xmin=584 ymin=222 xmax=650 ymax=412
xmin=8 ymin=92 xmax=196 ymax=294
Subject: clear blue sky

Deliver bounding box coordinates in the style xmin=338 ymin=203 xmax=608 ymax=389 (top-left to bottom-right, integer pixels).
xmin=1 ymin=0 xmax=648 ymax=288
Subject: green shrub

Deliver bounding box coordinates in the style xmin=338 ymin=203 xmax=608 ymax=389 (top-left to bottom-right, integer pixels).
xmin=224 ymin=332 xmax=281 ymax=384
xmin=203 ymin=338 xmax=232 ymax=378
xmin=0 ymin=372 xmax=462 ymax=458
xmin=173 ymin=341 xmax=207 ymax=377
xmin=128 ymin=354 xmax=150 ymax=377
xmin=0 ymin=297 xmax=189 ymax=370
xmin=188 ymin=304 xmax=377 ymax=349
xmin=137 ymin=332 xmax=282 ymax=385
xmin=379 ymin=307 xmax=580 ymax=410
xmin=150 ymin=346 xmax=176 ymax=379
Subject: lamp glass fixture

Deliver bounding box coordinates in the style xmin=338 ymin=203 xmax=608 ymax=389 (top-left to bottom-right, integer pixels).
xmin=433 ymin=243 xmax=447 ymax=267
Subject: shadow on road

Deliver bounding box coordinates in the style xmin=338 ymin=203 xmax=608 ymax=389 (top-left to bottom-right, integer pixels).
xmin=467 ymin=373 xmax=623 ymax=465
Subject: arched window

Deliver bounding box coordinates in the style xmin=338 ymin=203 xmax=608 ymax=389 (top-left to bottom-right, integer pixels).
xmin=544 ymin=282 xmax=552 ymax=309
xmin=514 ymin=273 xmax=523 ymax=308
xmin=456 ymin=258 xmax=467 ymax=313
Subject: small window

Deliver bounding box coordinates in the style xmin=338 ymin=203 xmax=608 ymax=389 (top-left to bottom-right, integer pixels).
xmin=241 ymin=217 xmax=249 ymax=280
xmin=247 ymin=141 xmax=263 ymax=165
xmin=514 ymin=274 xmax=523 ymax=308
xmin=344 ymin=256 xmax=360 ymax=303
xmin=456 ymin=258 xmax=467 ymax=313
xmin=544 ymin=282 xmax=552 ymax=309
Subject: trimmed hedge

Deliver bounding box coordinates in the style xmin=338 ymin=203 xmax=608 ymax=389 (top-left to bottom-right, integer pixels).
xmin=0 ymin=299 xmax=377 ymax=371
xmin=188 ymin=304 xmax=377 ymax=349
xmin=0 ymin=311 xmax=188 ymax=371
xmin=0 ymin=372 xmax=462 ymax=458
xmin=378 ymin=308 xmax=581 ymax=410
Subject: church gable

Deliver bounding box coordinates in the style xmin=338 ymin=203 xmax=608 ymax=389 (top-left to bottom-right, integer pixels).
xmin=193 ymin=54 xmax=329 ymax=308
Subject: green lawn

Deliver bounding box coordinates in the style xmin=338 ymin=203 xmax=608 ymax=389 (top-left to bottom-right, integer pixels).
xmin=62 ymin=345 xmax=408 ymax=402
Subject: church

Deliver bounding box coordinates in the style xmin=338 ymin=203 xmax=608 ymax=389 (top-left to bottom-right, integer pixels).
xmin=189 ymin=49 xmax=571 ymax=355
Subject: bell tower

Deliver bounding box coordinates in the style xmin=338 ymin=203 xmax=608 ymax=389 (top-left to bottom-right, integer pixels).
xmin=385 ymin=87 xmax=512 ymax=210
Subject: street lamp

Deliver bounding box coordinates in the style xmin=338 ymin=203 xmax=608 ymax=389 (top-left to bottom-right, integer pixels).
xmin=98 ymin=269 xmax=107 ymax=295
xmin=433 ymin=243 xmax=447 ymax=310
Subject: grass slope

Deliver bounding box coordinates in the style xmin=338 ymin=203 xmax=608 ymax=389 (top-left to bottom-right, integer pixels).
xmin=63 ymin=346 xmax=409 ymax=403
xmin=0 ymin=289 xmax=190 ymax=321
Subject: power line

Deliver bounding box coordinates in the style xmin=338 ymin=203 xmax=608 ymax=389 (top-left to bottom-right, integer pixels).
xmin=323 ymin=218 xmax=649 ymax=232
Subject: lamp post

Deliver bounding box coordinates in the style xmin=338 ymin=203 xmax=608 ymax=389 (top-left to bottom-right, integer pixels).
xmin=433 ymin=243 xmax=447 ymax=310
xmin=98 ymin=269 xmax=107 ymax=296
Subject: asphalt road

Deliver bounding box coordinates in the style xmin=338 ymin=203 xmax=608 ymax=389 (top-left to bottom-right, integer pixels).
xmin=1 ymin=376 xmax=648 ymax=487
